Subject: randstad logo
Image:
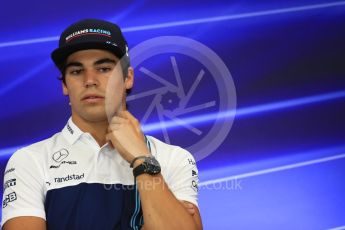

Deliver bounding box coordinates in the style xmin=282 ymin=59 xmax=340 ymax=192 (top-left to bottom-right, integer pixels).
xmin=54 ymin=173 xmax=85 ymax=183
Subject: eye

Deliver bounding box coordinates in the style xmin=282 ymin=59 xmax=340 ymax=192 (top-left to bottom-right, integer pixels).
xmin=68 ymin=68 xmax=83 ymax=75
xmin=98 ymin=67 xmax=112 ymax=73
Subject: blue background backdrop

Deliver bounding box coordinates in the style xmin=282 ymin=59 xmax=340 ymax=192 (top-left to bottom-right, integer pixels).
xmin=1 ymin=1 xmax=345 ymax=229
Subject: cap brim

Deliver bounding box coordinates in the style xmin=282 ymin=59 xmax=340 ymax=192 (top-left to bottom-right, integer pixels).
xmin=51 ymin=42 xmax=125 ymax=68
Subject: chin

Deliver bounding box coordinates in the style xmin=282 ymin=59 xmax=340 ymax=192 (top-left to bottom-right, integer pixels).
xmin=80 ymin=109 xmax=108 ymax=123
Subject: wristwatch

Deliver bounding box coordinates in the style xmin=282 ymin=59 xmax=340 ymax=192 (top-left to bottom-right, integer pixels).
xmin=132 ymin=156 xmax=161 ymax=177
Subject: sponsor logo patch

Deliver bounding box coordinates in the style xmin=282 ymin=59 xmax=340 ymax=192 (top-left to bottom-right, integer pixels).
xmin=50 ymin=149 xmax=77 ymax=169
xmin=3 ymin=192 xmax=17 ymax=208
xmin=4 ymin=168 xmax=15 ymax=175
xmin=67 ymin=123 xmax=74 ymax=134
xmin=4 ymin=179 xmax=16 ymax=190
xmin=54 ymin=173 xmax=85 ymax=183
xmin=52 ymin=149 xmax=69 ymax=163
xmin=50 ymin=160 xmax=77 ymax=169
xmin=188 ymin=158 xmax=196 ymax=165
xmin=191 ymin=180 xmax=198 ymax=192
xmin=65 ymin=28 xmax=111 ymax=42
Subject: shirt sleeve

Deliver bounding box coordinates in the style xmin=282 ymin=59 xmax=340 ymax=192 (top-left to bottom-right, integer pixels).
xmin=166 ymin=147 xmax=199 ymax=207
xmin=1 ymin=149 xmax=46 ymax=226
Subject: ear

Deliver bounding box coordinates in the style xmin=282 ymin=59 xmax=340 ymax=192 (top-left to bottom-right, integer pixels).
xmin=125 ymin=67 xmax=134 ymax=90
xmin=62 ymin=79 xmax=69 ymax=96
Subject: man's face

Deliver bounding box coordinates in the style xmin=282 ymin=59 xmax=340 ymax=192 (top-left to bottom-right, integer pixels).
xmin=62 ymin=49 xmax=133 ymax=123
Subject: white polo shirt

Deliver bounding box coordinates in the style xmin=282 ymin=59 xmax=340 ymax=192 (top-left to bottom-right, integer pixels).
xmin=1 ymin=118 xmax=199 ymax=229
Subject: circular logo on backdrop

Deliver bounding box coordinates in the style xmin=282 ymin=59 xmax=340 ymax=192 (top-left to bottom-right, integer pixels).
xmin=109 ymin=36 xmax=237 ymax=161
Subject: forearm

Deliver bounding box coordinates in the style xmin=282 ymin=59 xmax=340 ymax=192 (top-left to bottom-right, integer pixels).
xmin=106 ymin=111 xmax=201 ymax=229
xmin=136 ymin=173 xmax=198 ymax=230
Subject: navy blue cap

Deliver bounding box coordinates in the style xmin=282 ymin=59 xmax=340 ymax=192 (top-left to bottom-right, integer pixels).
xmin=51 ymin=19 xmax=128 ymax=67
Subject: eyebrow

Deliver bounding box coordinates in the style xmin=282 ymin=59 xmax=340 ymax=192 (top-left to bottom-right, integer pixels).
xmin=65 ymin=62 xmax=83 ymax=69
xmin=65 ymin=58 xmax=117 ymax=69
xmin=94 ymin=58 xmax=117 ymax=66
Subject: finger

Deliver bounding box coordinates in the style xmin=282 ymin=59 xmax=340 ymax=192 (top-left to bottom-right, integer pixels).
xmin=110 ymin=116 xmax=128 ymax=125
xmin=123 ymin=111 xmax=142 ymax=134
xmin=117 ymin=110 xmax=127 ymax=119
xmin=123 ymin=111 xmax=139 ymax=124
xmin=120 ymin=111 xmax=140 ymax=128
xmin=107 ymin=124 xmax=121 ymax=132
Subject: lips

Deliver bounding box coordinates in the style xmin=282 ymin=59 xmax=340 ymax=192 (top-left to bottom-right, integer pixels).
xmin=82 ymin=94 xmax=104 ymax=102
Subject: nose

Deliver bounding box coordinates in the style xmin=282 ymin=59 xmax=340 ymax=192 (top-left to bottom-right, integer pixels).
xmin=83 ymin=70 xmax=99 ymax=88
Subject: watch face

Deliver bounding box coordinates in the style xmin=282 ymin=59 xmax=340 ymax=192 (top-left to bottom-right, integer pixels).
xmin=144 ymin=157 xmax=161 ymax=174
xmin=146 ymin=156 xmax=160 ymax=166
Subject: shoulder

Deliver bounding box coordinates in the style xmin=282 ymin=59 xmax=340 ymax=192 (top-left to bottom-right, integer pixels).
xmin=145 ymin=136 xmax=197 ymax=173
xmin=146 ymin=136 xmax=194 ymax=160
xmin=146 ymin=136 xmax=199 ymax=204
xmin=6 ymin=132 xmax=63 ymax=167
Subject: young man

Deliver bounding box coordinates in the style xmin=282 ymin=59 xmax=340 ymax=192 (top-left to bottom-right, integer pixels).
xmin=1 ymin=19 xmax=202 ymax=229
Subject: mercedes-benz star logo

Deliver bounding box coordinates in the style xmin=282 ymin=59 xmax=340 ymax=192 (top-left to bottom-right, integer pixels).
xmin=52 ymin=149 xmax=69 ymax=163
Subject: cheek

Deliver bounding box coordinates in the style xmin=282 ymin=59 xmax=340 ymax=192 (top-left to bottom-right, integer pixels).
xmin=65 ymin=83 xmax=81 ymax=101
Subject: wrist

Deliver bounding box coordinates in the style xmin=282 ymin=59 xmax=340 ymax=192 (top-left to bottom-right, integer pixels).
xmin=132 ymin=155 xmax=161 ymax=178
xmin=132 ymin=158 xmax=145 ymax=168
xmin=130 ymin=154 xmax=150 ymax=168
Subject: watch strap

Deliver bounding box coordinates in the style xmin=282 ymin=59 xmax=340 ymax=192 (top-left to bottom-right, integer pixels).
xmin=133 ymin=163 xmax=147 ymax=177
xmin=132 ymin=156 xmax=161 ymax=177
xmin=130 ymin=155 xmax=148 ymax=168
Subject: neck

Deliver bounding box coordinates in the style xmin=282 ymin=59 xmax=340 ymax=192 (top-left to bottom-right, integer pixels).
xmin=71 ymin=115 xmax=109 ymax=147
xmin=70 ymin=99 xmax=127 ymax=147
